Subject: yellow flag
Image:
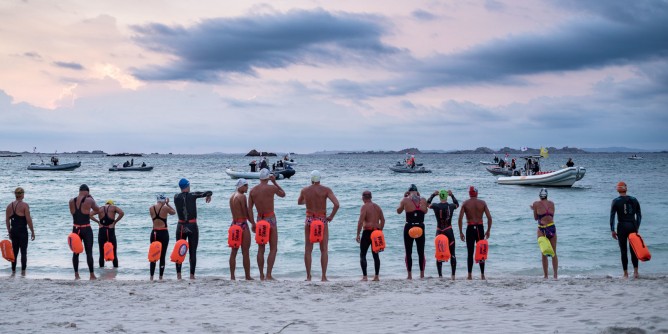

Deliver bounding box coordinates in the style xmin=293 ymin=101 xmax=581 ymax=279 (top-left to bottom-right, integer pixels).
xmin=540 ymin=147 xmax=549 ymax=158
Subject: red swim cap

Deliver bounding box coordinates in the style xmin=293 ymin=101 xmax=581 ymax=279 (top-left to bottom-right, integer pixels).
xmin=616 ymin=181 xmax=627 ymax=192
xmin=469 ymin=186 xmax=478 ymax=197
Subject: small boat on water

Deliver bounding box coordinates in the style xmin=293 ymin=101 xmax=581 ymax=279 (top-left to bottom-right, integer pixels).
xmin=389 ymin=164 xmax=431 ymax=173
xmin=109 ymin=166 xmax=154 ymax=172
xmin=283 ymin=160 xmax=298 ymax=166
xmin=225 ymin=166 xmax=296 ymax=179
xmin=486 ymin=165 xmax=514 ymax=176
xmin=479 ymin=161 xmax=498 ymax=165
xmin=28 ymin=162 xmax=81 ymax=171
xmin=628 ymin=155 xmax=643 ymax=160
xmin=497 ymin=167 xmax=586 ymax=187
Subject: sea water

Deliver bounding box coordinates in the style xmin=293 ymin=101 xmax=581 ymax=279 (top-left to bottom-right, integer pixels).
xmin=1 ymin=153 xmax=666 ymax=280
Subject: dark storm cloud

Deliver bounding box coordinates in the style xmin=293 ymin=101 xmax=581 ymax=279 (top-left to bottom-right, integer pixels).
xmin=331 ymin=2 xmax=668 ymax=98
xmin=131 ymin=9 xmax=399 ymax=82
xmin=52 ymin=61 xmax=84 ymax=70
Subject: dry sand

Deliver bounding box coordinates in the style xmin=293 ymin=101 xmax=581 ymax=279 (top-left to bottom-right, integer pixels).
xmin=2 ymin=275 xmax=667 ymax=333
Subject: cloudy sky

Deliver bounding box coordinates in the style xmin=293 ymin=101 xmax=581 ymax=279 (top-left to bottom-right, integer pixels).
xmin=1 ymin=0 xmax=666 ymax=153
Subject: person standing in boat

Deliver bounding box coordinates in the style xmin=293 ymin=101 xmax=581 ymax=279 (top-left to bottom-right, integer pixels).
xmin=566 ymin=158 xmax=575 ymax=167
xmin=5 ymin=187 xmax=35 ymax=276
xmin=259 ymin=157 xmax=269 ymax=170
xmin=91 ymin=200 xmax=124 ymax=268
xmin=610 ymin=181 xmax=642 ymax=279
xmin=249 ymin=160 xmax=257 ymax=172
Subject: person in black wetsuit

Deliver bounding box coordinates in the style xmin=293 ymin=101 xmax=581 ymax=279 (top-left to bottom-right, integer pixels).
xmin=174 ymin=178 xmax=212 ymax=280
xmin=610 ymin=181 xmax=642 ymax=279
xmin=428 ymin=189 xmax=459 ymax=280
xmin=249 ymin=160 xmax=257 ymax=172
xmin=356 ymin=190 xmax=385 ymax=281
xmin=149 ymin=194 xmax=175 ymax=280
xmin=566 ymin=158 xmax=574 ymax=167
xmin=91 ymin=200 xmax=124 ymax=268
xmin=259 ymin=157 xmax=268 ymax=170
xmin=69 ymin=184 xmax=100 ymax=280
xmin=396 ymin=184 xmax=428 ymax=280
xmin=5 ymin=187 xmax=35 ymax=276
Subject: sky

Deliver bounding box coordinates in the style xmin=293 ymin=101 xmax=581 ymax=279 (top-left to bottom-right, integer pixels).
xmin=1 ymin=0 xmax=667 ymax=154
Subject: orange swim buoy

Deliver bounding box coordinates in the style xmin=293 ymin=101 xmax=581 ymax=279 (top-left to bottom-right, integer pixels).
xmin=408 ymin=226 xmax=423 ymax=239
xmin=475 ymin=239 xmax=489 ymax=263
xmin=148 ymin=241 xmax=162 ymax=263
xmin=309 ymin=220 xmax=324 ymax=243
xmin=103 ymin=242 xmax=115 ymax=262
xmin=370 ymin=230 xmax=386 ymax=253
xmin=434 ymin=234 xmax=451 ymax=262
xmin=0 ymin=240 xmax=14 ymax=262
xmin=255 ymin=220 xmax=271 ymax=245
xmin=67 ymin=233 xmax=84 ymax=254
xmin=228 ymin=225 xmax=243 ymax=248
xmin=170 ymin=239 xmax=189 ymax=264
xmin=629 ymin=233 xmax=651 ymax=262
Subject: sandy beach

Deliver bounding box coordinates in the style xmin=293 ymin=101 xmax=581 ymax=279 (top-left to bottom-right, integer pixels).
xmin=2 ymin=275 xmax=667 ymax=333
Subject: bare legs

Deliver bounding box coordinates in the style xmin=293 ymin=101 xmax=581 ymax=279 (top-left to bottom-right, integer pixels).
xmin=304 ymin=224 xmax=329 ymax=281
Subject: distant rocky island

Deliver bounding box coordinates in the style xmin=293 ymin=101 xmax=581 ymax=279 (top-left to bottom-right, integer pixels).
xmin=106 ymin=153 xmax=143 ymax=157
xmin=246 ymin=149 xmax=277 ymax=157
xmin=335 ymin=146 xmax=588 ymax=155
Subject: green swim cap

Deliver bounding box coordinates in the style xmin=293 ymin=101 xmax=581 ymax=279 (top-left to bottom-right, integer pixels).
xmin=439 ymin=189 xmax=448 ymax=200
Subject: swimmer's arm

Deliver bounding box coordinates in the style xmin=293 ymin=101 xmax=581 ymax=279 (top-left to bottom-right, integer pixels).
xmin=396 ymin=199 xmax=404 ymax=214
xmin=192 ymin=191 xmax=213 ymax=199
xmin=5 ymin=205 xmax=11 ymax=235
xmin=427 ymin=191 xmax=437 ymax=205
xmin=24 ymin=204 xmax=35 ymax=239
xmin=89 ymin=212 xmax=100 ymax=224
xmin=484 ymin=204 xmax=492 ymax=237
xmin=379 ymin=207 xmax=385 ymax=230
xmin=90 ymin=198 xmax=101 ymax=215
xmin=272 ymin=179 xmax=286 ymax=198
xmin=297 ymin=190 xmax=305 ymax=205
xmin=114 ymin=207 xmax=125 ymax=223
xmin=457 ymin=206 xmax=464 ymax=237
xmin=69 ymin=199 xmax=75 ymax=215
xmin=247 ymin=194 xmax=256 ymax=226
xmin=451 ymin=194 xmax=459 ymax=208
xmin=421 ymin=198 xmax=429 ymax=213
xmin=357 ymin=208 xmax=365 ymax=239
xmin=165 ymin=202 xmax=176 ymax=215
xmin=327 ymin=191 xmax=340 ymax=221
xmin=635 ymin=199 xmax=642 ymax=228
xmin=609 ymin=200 xmax=616 ymax=232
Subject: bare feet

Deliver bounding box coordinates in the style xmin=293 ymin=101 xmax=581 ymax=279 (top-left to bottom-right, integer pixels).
xmin=361 ymin=276 xmax=368 ymax=281
xmin=20 ymin=270 xmax=26 ymax=277
xmin=481 ymin=274 xmax=486 ymax=280
xmin=177 ymin=273 xmax=182 ymax=280
xmin=159 ymin=276 xmax=163 ymax=280
xmin=260 ymin=273 xmax=265 ymax=281
xmin=10 ymin=271 xmax=16 ymax=277
xmin=266 ymin=275 xmax=275 ymax=281
xmin=190 ymin=274 xmax=195 ymax=280
xmin=89 ymin=273 xmax=97 ymax=280
xmin=231 ymin=275 xmax=236 ymax=281
xmin=305 ymin=275 xmax=312 ymax=281
xmin=420 ymin=271 xmax=425 ymax=279
xmin=451 ymin=275 xmax=455 ymax=281
xmin=74 ymin=272 xmax=81 ymax=280
xmin=623 ymin=271 xmax=629 ymax=279
xmin=467 ymin=274 xmax=472 ymax=280
xmin=245 ymin=276 xmax=255 ymax=281
xmin=407 ymin=272 xmax=412 ymax=280
xmin=372 ymin=275 xmax=379 ymax=281
xmin=150 ymin=276 xmax=154 ymax=281
xmin=321 ymin=276 xmax=328 ymax=282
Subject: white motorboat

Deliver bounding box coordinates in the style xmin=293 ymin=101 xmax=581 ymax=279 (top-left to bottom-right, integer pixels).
xmin=497 ymin=167 xmax=586 ymax=187
xmin=628 ymin=156 xmax=643 ymax=160
xmin=389 ymin=164 xmax=431 ymax=173
xmin=28 ymin=162 xmax=81 ymax=171
xmin=225 ymin=167 xmax=295 ymax=179
xmin=479 ymin=161 xmax=497 ymax=165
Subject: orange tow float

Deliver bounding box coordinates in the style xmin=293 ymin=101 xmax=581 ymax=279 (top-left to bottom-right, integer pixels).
xmin=0 ymin=240 xmax=14 ymax=262
xmin=148 ymin=241 xmax=162 ymax=262
xmin=67 ymin=233 xmax=84 ymax=254
xmin=370 ymin=230 xmax=386 ymax=253
xmin=255 ymin=220 xmax=271 ymax=245
xmin=170 ymin=239 xmax=189 ymax=263
xmin=629 ymin=232 xmax=651 ymax=262
xmin=434 ymin=234 xmax=451 ymax=262
xmin=309 ymin=220 xmax=324 ymax=243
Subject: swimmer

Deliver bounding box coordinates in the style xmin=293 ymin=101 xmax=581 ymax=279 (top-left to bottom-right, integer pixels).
xmin=5 ymin=187 xmax=35 ymax=276
xmin=356 ymin=190 xmax=385 ymax=281
xmin=173 ymin=178 xmax=212 ymax=280
xmin=149 ymin=194 xmax=175 ymax=281
xmin=457 ymin=186 xmax=492 ymax=280
xmin=248 ymin=169 xmax=286 ymax=280
xmin=610 ymin=181 xmax=642 ymax=279
xmin=297 ymin=170 xmax=339 ymax=282
xmin=69 ymin=184 xmax=100 ymax=280
xmin=229 ymin=178 xmax=255 ymax=280
xmin=91 ymin=200 xmax=124 ymax=268
xmin=397 ymin=184 xmax=429 ymax=280
xmin=428 ymin=189 xmax=459 ymax=280
xmin=530 ymin=188 xmax=558 ymax=279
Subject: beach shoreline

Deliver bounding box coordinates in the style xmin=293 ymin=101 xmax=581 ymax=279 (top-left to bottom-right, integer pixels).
xmin=3 ymin=275 xmax=667 ymax=333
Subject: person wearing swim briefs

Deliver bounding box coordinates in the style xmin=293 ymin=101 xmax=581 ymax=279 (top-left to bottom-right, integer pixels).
xmin=149 ymin=194 xmax=175 ymax=281
xmin=356 ymin=190 xmax=385 ymax=281
xmin=428 ymin=189 xmax=459 ymax=280
xmin=458 ymin=186 xmax=492 ymax=280
xmin=610 ymin=181 xmax=642 ymax=279
xmin=298 ymin=170 xmax=339 ymax=282
xmin=229 ymin=178 xmax=255 ymax=280
xmin=5 ymin=187 xmax=35 ymax=276
xmin=173 ymin=178 xmax=212 ymax=280
xmin=69 ymin=184 xmax=100 ymax=280
xmin=397 ymin=184 xmax=428 ymax=280
xmin=248 ymin=169 xmax=286 ymax=280
xmin=530 ymin=188 xmax=558 ymax=279
xmin=90 ymin=199 xmax=124 ymax=268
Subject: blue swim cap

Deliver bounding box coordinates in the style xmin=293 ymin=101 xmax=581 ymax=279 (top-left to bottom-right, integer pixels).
xmin=178 ymin=178 xmax=190 ymax=189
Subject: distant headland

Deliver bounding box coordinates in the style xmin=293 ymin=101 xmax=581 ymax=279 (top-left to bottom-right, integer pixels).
xmin=326 ymin=146 xmax=645 ymax=155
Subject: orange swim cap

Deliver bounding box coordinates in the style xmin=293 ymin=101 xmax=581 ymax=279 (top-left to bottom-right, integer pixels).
xmin=616 ymin=181 xmax=627 ymax=192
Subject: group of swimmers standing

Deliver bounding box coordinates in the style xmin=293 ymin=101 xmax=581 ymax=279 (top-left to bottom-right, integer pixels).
xmin=4 ymin=171 xmax=644 ymax=281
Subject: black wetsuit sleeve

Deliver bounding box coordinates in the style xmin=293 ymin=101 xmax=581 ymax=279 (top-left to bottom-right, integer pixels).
xmin=610 ymin=199 xmax=617 ymax=232
xmin=191 ymin=191 xmax=213 ymax=198
xmin=451 ymin=195 xmax=459 ymax=208
xmin=634 ymin=198 xmax=642 ymax=228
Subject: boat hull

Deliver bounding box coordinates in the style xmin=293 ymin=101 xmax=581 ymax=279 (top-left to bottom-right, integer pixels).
xmin=27 ymin=162 xmax=81 ymax=171
xmin=225 ymin=168 xmax=295 ymax=179
xmin=389 ymin=166 xmax=432 ymax=173
xmin=497 ymin=167 xmax=586 ymax=187
xmin=486 ymin=166 xmax=514 ymax=176
xmin=109 ymin=166 xmax=154 ymax=171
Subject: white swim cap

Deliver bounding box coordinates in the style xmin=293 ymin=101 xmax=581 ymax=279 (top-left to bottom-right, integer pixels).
xmin=236 ymin=178 xmax=248 ymax=189
xmin=259 ymin=168 xmax=271 ymax=180
xmin=311 ymin=170 xmax=321 ymax=183
xmin=156 ymin=194 xmax=166 ymax=202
